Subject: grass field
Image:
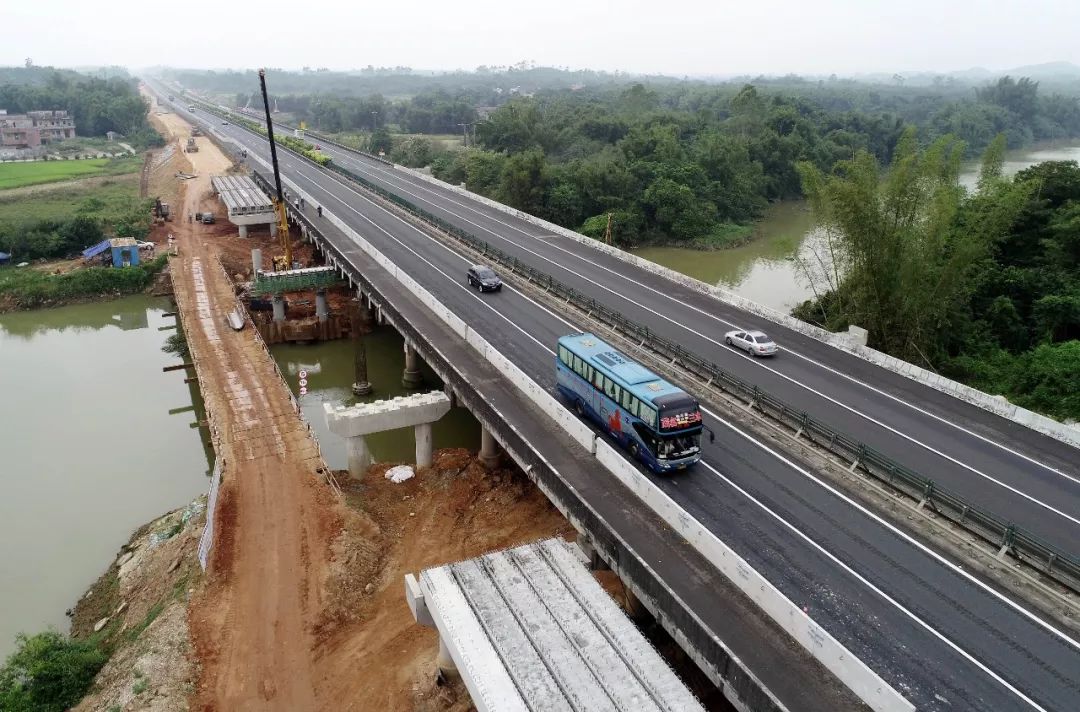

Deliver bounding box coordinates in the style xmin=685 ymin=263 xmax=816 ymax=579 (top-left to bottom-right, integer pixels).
xmin=0 ymin=157 xmax=141 ymax=190
xmin=0 ymin=175 xmax=140 ymax=224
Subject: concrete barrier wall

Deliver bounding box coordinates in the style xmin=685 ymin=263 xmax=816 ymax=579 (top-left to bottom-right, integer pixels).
xmin=248 ymin=154 xmax=909 ymax=711
xmin=593 ymin=440 xmax=912 ymax=712
xmin=397 ymin=166 xmax=1080 ymax=449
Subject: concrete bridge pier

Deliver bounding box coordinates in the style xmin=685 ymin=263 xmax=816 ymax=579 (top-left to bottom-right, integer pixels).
xmin=402 ymin=343 xmax=424 ymax=389
xmin=238 ymin=224 xmax=249 ymax=238
xmin=325 ymin=392 xmax=452 ymax=477
xmin=415 ymin=422 xmax=434 ymax=468
xmin=346 ymin=434 xmax=373 ymax=474
xmin=351 ymin=299 xmax=373 ymax=397
xmin=479 ymin=427 xmax=500 ymax=470
xmin=272 ymin=295 xmax=285 ymax=322
xmin=269 ymin=221 xmax=278 ymax=238
xmin=251 ymin=248 xmax=262 ymax=276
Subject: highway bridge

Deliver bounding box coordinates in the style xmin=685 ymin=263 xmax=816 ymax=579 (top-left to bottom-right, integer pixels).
xmin=148 ymin=83 xmax=1080 ymax=712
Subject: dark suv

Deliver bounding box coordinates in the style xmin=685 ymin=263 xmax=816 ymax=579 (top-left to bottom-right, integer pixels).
xmin=466 ymin=265 xmax=502 ymax=292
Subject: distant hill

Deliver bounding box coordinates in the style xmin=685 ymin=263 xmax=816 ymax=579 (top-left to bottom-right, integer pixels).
xmin=1001 ymin=61 xmax=1080 ymax=80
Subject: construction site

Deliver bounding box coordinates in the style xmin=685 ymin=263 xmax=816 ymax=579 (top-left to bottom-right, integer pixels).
xmin=52 ymin=83 xmax=726 ymax=712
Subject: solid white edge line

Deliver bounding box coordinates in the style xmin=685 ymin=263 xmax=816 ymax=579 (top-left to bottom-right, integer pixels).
xmin=239 ymin=120 xmax=1075 ymax=707
xmin=331 ymin=150 xmax=1080 ymax=528
xmin=698 ymin=456 xmax=1049 ymax=711
xmin=338 ymin=148 xmax=1079 ymax=484
xmin=699 ymin=403 xmax=1080 ymax=653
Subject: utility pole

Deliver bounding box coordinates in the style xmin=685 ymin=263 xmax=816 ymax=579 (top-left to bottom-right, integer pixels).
xmin=603 ymin=213 xmax=613 ymax=245
xmin=457 ymin=122 xmax=469 ymax=148
xmin=370 ymin=111 xmax=379 ymax=130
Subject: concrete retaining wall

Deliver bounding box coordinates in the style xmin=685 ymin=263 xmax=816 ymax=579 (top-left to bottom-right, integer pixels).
xmin=258 ymin=155 xmax=910 ymax=711
xmin=397 ymin=166 xmax=1080 ymax=449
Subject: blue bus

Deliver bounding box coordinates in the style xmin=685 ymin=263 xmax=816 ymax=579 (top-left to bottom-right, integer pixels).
xmin=556 ymin=333 xmax=704 ymax=473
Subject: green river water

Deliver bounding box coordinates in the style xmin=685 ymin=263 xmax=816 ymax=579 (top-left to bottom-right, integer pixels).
xmin=636 ymin=141 xmax=1080 ymax=313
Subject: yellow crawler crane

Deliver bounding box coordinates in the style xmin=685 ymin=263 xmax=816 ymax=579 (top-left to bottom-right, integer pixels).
xmin=259 ymin=68 xmax=292 ymax=271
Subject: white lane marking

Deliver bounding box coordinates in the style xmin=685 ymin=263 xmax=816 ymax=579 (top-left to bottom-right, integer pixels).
xmin=260 ymin=140 xmax=1076 ymax=705
xmin=698 ymin=462 xmax=1050 ymax=712
xmin=273 ymin=159 xmax=555 ymax=356
xmin=700 ymin=404 xmax=1080 ymax=653
xmin=335 ymin=147 xmax=1080 ymax=483
xmin=323 ymin=151 xmax=1080 ymax=529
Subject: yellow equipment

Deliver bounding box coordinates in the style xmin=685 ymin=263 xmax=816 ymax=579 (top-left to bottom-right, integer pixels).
xmin=259 ymin=68 xmax=292 ymax=272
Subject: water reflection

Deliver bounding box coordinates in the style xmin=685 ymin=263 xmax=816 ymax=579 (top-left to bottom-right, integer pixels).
xmin=271 ymin=325 xmax=480 ymax=470
xmin=633 ymin=140 xmax=1080 ymax=313
xmin=0 ymin=296 xmax=210 ymax=658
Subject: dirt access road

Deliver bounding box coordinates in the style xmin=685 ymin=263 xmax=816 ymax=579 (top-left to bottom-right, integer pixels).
xmin=151 ymin=97 xmax=343 ymax=711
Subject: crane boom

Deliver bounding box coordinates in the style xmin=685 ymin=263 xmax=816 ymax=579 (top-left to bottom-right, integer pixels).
xmin=259 ymin=68 xmax=292 ymax=270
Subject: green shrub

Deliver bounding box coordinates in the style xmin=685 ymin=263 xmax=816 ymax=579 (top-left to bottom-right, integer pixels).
xmin=0 ymin=631 xmax=108 ymax=712
xmin=0 ymin=253 xmax=168 ymax=307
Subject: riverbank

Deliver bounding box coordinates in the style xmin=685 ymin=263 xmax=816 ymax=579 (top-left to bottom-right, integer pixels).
xmin=0 ymin=254 xmax=170 ymax=313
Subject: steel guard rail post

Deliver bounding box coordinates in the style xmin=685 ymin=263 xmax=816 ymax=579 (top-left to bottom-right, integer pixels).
xmin=222 ymin=99 xmax=1080 ymax=593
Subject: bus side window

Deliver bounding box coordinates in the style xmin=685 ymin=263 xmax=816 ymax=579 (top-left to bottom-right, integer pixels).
xmin=640 ymin=405 xmax=657 ymax=427
xmin=629 ymin=398 xmax=640 ymax=418
xmin=621 ymin=389 xmax=634 ymax=411
xmin=593 ymin=370 xmax=604 ymax=390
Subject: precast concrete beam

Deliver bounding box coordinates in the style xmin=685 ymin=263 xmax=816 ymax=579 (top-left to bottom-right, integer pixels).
xmin=324 ymin=391 xmax=451 ymax=438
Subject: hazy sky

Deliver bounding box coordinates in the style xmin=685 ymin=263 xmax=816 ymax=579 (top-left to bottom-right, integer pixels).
xmin=3 ymin=0 xmax=1079 ymax=76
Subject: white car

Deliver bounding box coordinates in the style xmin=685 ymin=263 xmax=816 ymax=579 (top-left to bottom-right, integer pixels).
xmin=725 ymin=329 xmax=778 ymax=357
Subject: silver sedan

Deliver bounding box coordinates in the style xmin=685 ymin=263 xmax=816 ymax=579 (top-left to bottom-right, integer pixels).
xmin=725 ymin=329 xmax=778 ymax=357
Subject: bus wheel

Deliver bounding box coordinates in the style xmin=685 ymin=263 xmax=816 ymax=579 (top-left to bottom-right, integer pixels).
xmin=575 ymin=399 xmax=585 ymax=417
xmin=629 ymin=442 xmax=640 ymax=461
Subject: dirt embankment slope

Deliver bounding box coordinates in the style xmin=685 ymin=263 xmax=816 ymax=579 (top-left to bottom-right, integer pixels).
xmin=139 ymin=96 xmax=576 ymax=711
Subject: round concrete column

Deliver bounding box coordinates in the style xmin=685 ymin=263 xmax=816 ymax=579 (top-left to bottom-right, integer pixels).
xmin=415 ymin=422 xmax=433 ymax=468
xmin=479 ymin=427 xmax=500 ymax=470
xmin=238 ymin=224 xmax=248 ymax=239
xmin=269 ymin=221 xmax=278 ymax=237
xmin=251 ymin=248 xmax=262 ymax=276
xmin=345 ymin=436 xmax=372 ymax=478
xmin=402 ymin=343 xmax=423 ymax=389
xmin=315 ymin=288 xmax=329 ymax=323
xmin=271 ymin=295 xmax=286 ymax=323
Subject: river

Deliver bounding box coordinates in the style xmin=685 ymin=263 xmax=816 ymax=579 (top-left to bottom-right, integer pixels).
xmin=635 ymin=141 xmax=1080 ymax=313
xmin=0 ymin=297 xmax=211 ymax=658
xmin=0 ymin=297 xmax=480 ymax=661
xmin=271 ymin=324 xmax=480 ymax=469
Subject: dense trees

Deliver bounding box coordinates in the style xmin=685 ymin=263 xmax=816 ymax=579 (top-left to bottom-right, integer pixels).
xmin=0 ymin=69 xmax=160 ymax=147
xmin=0 ymin=631 xmax=107 ymax=712
xmin=794 ymin=135 xmax=1080 ymax=419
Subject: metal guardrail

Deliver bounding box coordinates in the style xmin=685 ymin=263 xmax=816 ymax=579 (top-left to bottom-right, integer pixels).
xmin=216 ymin=90 xmax=1080 ymax=594
xmin=319 ymin=162 xmax=1080 ymax=594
